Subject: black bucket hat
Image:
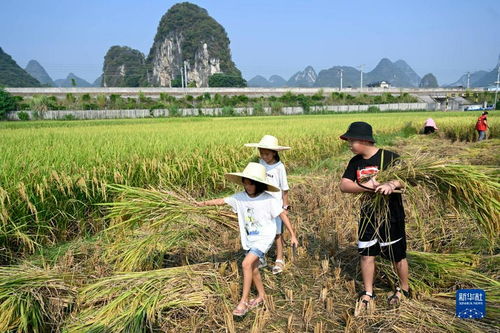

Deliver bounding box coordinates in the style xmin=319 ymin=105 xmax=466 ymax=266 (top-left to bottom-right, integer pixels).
xmin=339 ymin=121 xmax=376 ymax=143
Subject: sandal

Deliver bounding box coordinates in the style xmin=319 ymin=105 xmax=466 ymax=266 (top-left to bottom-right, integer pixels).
xmin=388 ymin=286 xmax=409 ymax=306
xmin=258 ymin=257 xmax=267 ymax=269
xmin=354 ymin=291 xmax=376 ymax=317
xmin=272 ymin=259 xmax=285 ymax=274
xmin=248 ymin=298 xmax=264 ymax=310
xmin=232 ymin=302 xmax=249 ymax=317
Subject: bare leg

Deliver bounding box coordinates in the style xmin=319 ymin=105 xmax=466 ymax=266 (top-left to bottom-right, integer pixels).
xmin=360 ymin=256 xmax=376 ymax=301
xmin=275 ymin=234 xmax=284 ymax=261
xmin=390 ymin=258 xmax=409 ymax=304
xmin=251 ymin=259 xmax=266 ymax=303
xmin=237 ymin=253 xmax=259 ymax=309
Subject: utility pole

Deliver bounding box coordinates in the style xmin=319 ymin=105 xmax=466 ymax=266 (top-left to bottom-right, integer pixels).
xmin=184 ymin=61 xmax=188 ymax=88
xmin=180 ymin=66 xmax=184 ymax=88
xmin=494 ymin=66 xmax=500 ymax=109
xmin=358 ymin=64 xmax=365 ymax=90
xmin=466 ymin=72 xmax=470 ymax=89
xmin=338 ymin=68 xmax=343 ymax=90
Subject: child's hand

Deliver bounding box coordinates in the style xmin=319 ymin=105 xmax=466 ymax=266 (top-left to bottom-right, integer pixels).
xmin=369 ymin=176 xmax=380 ymax=189
xmin=290 ymin=236 xmax=299 ymax=248
xmin=375 ymin=182 xmax=396 ymax=195
xmin=195 ymin=201 xmax=205 ymax=207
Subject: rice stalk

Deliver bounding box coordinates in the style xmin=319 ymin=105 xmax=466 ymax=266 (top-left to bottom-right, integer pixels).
xmin=374 ymin=153 xmax=500 ymax=250
xmin=378 ymin=251 xmax=500 ymax=302
xmin=0 ymin=265 xmax=77 ymax=333
xmin=65 ymin=263 xmax=216 ymax=332
xmin=102 ymin=184 xmax=237 ymax=232
xmin=105 ymin=225 xmax=200 ymax=272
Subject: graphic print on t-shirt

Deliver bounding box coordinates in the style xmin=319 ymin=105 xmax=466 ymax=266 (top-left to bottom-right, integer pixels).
xmin=356 ymin=166 xmax=379 ymax=184
xmin=244 ymin=207 xmax=262 ymax=235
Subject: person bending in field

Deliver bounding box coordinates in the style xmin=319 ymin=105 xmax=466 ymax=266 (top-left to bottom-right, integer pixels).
xmin=475 ymin=111 xmax=489 ymax=141
xmin=339 ymin=121 xmax=409 ymax=316
xmin=197 ymin=162 xmax=298 ymax=317
xmin=423 ymin=118 xmax=438 ymax=134
xmin=244 ymin=135 xmax=291 ymax=274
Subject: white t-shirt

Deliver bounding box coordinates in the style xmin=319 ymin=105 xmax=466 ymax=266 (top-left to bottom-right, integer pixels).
xmin=259 ymin=160 xmax=289 ymax=204
xmin=224 ymin=191 xmax=282 ymax=253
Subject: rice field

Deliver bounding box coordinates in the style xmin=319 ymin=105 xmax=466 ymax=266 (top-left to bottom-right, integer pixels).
xmin=0 ymin=111 xmax=499 ymax=332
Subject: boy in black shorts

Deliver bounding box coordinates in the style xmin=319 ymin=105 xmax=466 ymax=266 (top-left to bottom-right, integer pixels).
xmin=339 ymin=122 xmax=409 ymax=315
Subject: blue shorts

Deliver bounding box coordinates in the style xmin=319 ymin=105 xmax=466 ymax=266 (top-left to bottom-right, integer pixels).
xmin=275 ymin=216 xmax=283 ymax=235
xmin=247 ymin=248 xmax=265 ymax=259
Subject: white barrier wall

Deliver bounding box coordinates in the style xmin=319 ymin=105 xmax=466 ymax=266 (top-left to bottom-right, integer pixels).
xmin=5 ymin=103 xmax=430 ymax=121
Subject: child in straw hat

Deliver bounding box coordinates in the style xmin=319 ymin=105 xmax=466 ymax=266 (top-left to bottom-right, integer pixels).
xmin=198 ymin=162 xmax=298 ymax=317
xmin=245 ymin=135 xmax=291 ymax=274
xmin=339 ymin=122 xmax=410 ymax=316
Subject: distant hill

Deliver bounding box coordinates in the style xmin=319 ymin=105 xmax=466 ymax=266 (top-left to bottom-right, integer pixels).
xmin=269 ymin=75 xmax=287 ymax=87
xmin=0 ymin=47 xmax=41 ymax=87
xmin=146 ymin=2 xmax=242 ymax=87
xmin=24 ymin=60 xmax=54 ymax=86
xmin=102 ymin=46 xmax=148 ymax=87
xmin=364 ymin=58 xmax=421 ymax=87
xmin=394 ymin=60 xmax=421 ymax=87
xmin=287 ymin=66 xmax=317 ymax=87
xmin=314 ymin=66 xmax=360 ymax=88
xmin=446 ymin=71 xmax=488 ymax=87
xmin=247 ymin=75 xmax=271 ymax=87
xmin=92 ymin=75 xmax=103 ymax=87
xmin=419 ymin=73 xmax=439 ymax=88
xmin=54 ymin=73 xmax=92 ymax=87
xmin=447 ymin=54 xmax=500 ymax=87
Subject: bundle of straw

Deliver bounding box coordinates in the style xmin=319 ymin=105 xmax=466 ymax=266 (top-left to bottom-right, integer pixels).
xmin=373 ymin=153 xmax=500 ymax=250
xmin=100 ymin=185 xmax=238 ymax=272
xmin=105 ymin=226 xmax=199 ymax=272
xmin=102 ymin=184 xmax=237 ymax=232
xmin=379 ymin=251 xmax=499 ymax=295
xmin=0 ymin=265 xmax=77 ymax=333
xmin=66 ymin=264 xmax=216 ymax=332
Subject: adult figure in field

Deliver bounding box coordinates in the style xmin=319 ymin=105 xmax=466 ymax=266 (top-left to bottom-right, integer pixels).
xmin=475 ymin=111 xmax=489 ymax=141
xmin=423 ymin=118 xmax=438 ymax=134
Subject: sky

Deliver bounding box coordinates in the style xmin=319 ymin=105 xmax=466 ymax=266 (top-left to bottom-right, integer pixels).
xmin=1 ymin=0 xmax=499 ymax=85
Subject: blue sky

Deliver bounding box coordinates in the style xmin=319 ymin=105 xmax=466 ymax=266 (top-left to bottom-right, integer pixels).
xmin=1 ymin=0 xmax=499 ymax=84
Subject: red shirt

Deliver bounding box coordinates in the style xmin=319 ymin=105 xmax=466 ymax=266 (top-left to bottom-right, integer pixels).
xmin=476 ymin=115 xmax=488 ymax=131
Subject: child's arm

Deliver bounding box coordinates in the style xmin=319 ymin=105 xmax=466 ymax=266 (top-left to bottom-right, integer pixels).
xmin=196 ymin=198 xmax=226 ymax=207
xmin=279 ymin=212 xmax=299 ymax=247
xmin=340 ymin=177 xmax=379 ymax=193
xmin=282 ymin=190 xmax=289 ymax=212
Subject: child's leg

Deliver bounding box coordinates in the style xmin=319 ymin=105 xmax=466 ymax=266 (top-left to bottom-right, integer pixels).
xmin=238 ymin=253 xmax=259 ymax=307
xmin=360 ymin=255 xmax=376 ymax=300
xmin=393 ymin=258 xmax=409 ymax=291
xmin=275 ymin=234 xmax=283 ymax=261
xmin=251 ymin=259 xmax=266 ymax=302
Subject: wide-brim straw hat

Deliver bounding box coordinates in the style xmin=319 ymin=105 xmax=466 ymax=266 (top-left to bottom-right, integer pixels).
xmin=225 ymin=162 xmax=280 ymax=192
xmin=244 ymin=135 xmax=291 ymax=151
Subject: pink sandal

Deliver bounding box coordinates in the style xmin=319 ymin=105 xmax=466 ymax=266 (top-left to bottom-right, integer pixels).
xmin=248 ymin=298 xmax=264 ymax=309
xmin=232 ymin=302 xmax=249 ymax=317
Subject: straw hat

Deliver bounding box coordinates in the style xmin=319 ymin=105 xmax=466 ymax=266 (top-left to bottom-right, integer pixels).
xmin=225 ymin=162 xmax=280 ymax=192
xmin=244 ymin=135 xmax=291 ymax=151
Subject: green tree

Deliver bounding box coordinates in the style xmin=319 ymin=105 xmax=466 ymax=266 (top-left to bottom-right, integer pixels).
xmin=208 ymin=73 xmax=246 ymax=87
xmin=0 ymin=87 xmax=18 ymax=119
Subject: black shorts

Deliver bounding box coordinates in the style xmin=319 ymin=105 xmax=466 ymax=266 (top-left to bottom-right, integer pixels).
xmin=358 ymin=236 xmax=407 ymax=262
xmin=424 ymin=126 xmax=435 ymax=134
